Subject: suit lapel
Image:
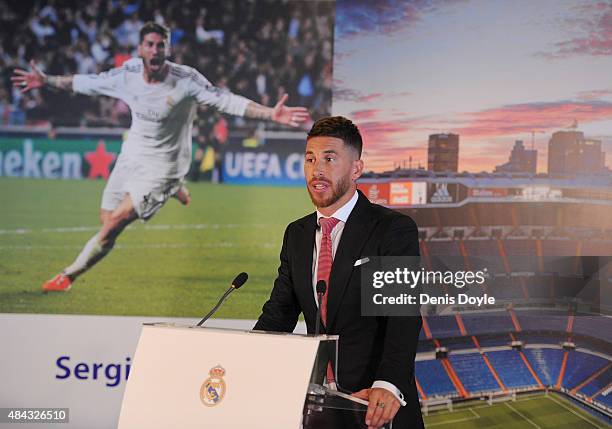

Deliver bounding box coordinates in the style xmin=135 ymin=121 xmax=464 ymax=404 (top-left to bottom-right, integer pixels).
xmin=294 ymin=213 xmax=320 ymax=328
xmin=326 ymin=192 xmax=377 ymax=330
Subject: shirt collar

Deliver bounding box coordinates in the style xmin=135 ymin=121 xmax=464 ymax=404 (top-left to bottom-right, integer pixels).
xmin=316 ymin=190 xmax=358 ymax=225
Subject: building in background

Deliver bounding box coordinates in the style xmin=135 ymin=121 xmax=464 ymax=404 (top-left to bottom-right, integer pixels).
xmin=494 ymin=140 xmax=537 ymax=174
xmin=548 ymin=131 xmax=605 ymax=176
xmin=427 ymin=133 xmax=459 ymax=172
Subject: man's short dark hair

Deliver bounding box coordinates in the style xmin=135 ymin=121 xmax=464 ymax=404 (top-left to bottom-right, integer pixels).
xmin=139 ymin=22 xmax=170 ymax=43
xmin=307 ymin=116 xmax=363 ymax=158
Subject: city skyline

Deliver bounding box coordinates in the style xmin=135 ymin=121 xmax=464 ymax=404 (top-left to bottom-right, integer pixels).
xmin=333 ymin=0 xmax=612 ymax=173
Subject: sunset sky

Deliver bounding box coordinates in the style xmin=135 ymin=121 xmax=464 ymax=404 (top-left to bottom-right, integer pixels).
xmin=333 ymin=0 xmax=612 ymax=173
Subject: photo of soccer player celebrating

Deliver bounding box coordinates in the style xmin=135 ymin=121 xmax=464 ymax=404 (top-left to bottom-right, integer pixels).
xmin=11 ymin=22 xmax=310 ymax=292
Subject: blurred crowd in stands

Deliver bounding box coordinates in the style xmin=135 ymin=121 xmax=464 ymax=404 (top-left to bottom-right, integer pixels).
xmin=0 ymin=0 xmax=334 ymax=131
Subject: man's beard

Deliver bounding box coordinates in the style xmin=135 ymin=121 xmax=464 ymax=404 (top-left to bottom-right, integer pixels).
xmin=307 ymin=175 xmax=351 ymax=209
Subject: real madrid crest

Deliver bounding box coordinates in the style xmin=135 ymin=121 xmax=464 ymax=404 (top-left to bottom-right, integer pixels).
xmin=200 ymin=365 xmax=227 ymax=407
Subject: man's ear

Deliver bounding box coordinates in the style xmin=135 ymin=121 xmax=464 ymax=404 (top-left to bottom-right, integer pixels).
xmin=352 ymin=159 xmax=364 ymax=181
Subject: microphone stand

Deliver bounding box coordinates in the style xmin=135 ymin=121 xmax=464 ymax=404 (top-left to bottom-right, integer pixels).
xmin=196 ymin=286 xmax=236 ymax=326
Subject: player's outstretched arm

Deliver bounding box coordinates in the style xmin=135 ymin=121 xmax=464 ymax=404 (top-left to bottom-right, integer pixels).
xmin=11 ymin=60 xmax=73 ymax=93
xmin=244 ymin=93 xmax=309 ymax=127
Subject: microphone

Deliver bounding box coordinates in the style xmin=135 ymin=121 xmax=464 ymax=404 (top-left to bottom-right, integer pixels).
xmin=196 ymin=272 xmax=248 ymax=326
xmin=314 ymin=280 xmax=326 ymax=336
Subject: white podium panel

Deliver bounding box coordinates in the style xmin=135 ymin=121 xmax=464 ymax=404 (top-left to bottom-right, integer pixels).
xmin=118 ymin=324 xmax=327 ymax=429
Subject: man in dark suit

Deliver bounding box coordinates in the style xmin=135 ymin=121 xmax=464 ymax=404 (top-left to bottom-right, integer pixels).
xmin=254 ymin=116 xmax=423 ymax=429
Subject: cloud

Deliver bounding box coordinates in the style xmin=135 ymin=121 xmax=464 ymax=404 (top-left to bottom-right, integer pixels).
xmin=538 ymin=2 xmax=612 ymax=58
xmin=334 ymin=87 xmax=384 ymax=103
xmin=576 ymin=89 xmax=612 ymax=100
xmin=335 ymin=0 xmax=422 ymax=39
xmin=349 ymin=115 xmax=433 ymax=171
xmin=456 ymin=100 xmax=612 ymax=138
xmin=335 ymin=0 xmax=465 ymax=39
xmin=351 ymin=109 xmax=384 ymax=120
xmin=333 ymin=86 xmax=411 ymax=103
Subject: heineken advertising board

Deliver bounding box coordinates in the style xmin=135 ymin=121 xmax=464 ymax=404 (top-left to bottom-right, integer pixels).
xmin=0 ymin=138 xmax=122 ymax=180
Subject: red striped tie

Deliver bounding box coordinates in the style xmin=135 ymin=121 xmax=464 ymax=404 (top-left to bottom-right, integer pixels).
xmin=317 ymin=216 xmax=340 ymax=383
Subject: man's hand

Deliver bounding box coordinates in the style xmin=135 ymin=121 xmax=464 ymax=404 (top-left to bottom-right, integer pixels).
xmin=270 ymin=93 xmax=310 ymax=127
xmin=352 ymin=387 xmax=400 ymax=429
xmin=11 ymin=60 xmax=46 ymax=93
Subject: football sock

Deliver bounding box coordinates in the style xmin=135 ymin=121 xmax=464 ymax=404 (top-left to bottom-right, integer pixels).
xmin=63 ymin=233 xmax=114 ymax=279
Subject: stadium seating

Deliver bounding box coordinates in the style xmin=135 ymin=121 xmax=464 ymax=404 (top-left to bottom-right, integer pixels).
xmin=563 ymin=352 xmax=610 ymax=390
xmin=581 ymin=240 xmax=612 ymax=256
xmin=541 ymin=239 xmax=579 ymax=257
xmin=448 ymin=353 xmax=500 ymax=393
xmin=515 ymin=310 xmax=568 ymax=332
xmin=477 ymin=335 xmax=511 ymax=348
xmin=427 ymin=240 xmax=461 ymax=259
xmin=438 ymin=337 xmax=476 ymax=350
xmin=418 ymin=329 xmax=427 ymax=341
xmin=595 ymin=392 xmax=612 ymax=408
xmin=462 ymin=240 xmax=507 ymax=273
xmin=504 ymin=239 xmax=539 ymax=272
xmin=518 ymin=333 xmax=563 ymax=345
xmin=416 ymin=341 xmax=436 ymax=353
xmin=524 ymin=348 xmax=564 ymax=386
xmin=486 ymin=277 xmax=521 ymax=300
xmin=578 ymin=367 xmax=612 ymax=397
xmin=525 ymin=276 xmax=552 ymax=299
xmin=426 ymin=315 xmax=461 ymax=338
xmin=554 ymin=277 xmax=587 ymax=301
xmin=540 ymin=240 xmax=582 ymax=276
xmin=573 ymin=316 xmax=612 ymax=343
xmin=461 ymin=312 xmax=514 ymax=335
xmin=486 ymin=350 xmax=537 ymax=389
xmin=415 ymin=359 xmax=457 ymax=397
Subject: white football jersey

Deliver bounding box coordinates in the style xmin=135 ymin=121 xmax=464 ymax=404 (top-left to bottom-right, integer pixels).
xmin=73 ymin=58 xmax=249 ymax=178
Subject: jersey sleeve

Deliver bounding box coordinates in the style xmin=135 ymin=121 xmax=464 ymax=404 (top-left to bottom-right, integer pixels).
xmin=187 ymin=70 xmax=249 ymax=117
xmin=72 ymin=66 xmax=127 ymax=98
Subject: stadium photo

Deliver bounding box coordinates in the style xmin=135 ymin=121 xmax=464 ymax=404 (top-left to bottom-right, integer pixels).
xmin=2 ymin=0 xmax=612 ymax=428
xmin=355 ymin=171 xmax=612 ymax=427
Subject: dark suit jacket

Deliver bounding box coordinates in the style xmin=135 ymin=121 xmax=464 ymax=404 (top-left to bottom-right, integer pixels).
xmin=254 ymin=190 xmax=423 ymax=428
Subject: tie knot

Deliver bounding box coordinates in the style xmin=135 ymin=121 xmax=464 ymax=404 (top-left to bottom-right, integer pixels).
xmin=319 ymin=217 xmax=340 ymax=235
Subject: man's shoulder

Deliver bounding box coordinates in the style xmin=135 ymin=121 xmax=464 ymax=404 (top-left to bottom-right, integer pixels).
xmin=366 ymin=198 xmax=418 ymax=230
xmin=168 ymin=62 xmax=208 ymax=84
xmin=285 ymin=212 xmax=316 ymax=233
xmin=168 ymin=61 xmax=194 ymax=77
xmin=121 ymin=57 xmax=143 ymax=73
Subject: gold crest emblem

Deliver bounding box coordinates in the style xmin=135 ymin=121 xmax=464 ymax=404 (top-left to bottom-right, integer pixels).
xmin=200 ymin=365 xmax=226 ymax=407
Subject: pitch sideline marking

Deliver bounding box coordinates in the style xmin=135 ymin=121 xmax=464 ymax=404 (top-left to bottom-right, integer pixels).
xmin=0 ymin=242 xmax=279 ymax=251
xmin=469 ymin=394 xmax=541 ymax=410
xmin=504 ymin=402 xmax=541 ymax=429
xmin=425 ymin=412 xmax=480 ymax=427
xmin=425 ymin=394 xmax=542 ymax=416
xmin=468 ymin=407 xmax=480 ymax=418
xmin=0 ymin=223 xmax=271 ymax=235
xmin=546 ymin=395 xmax=606 ymax=429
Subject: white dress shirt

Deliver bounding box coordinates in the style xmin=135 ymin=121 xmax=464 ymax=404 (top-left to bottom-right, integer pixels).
xmin=312 ymin=190 xmax=406 ymax=406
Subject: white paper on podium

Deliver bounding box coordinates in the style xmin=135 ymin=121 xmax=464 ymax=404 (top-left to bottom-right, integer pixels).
xmin=118 ymin=324 xmax=327 ymax=429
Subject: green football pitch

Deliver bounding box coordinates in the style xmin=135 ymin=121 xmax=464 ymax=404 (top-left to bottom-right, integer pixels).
xmin=0 ymin=178 xmax=312 ymax=317
xmin=423 ymin=393 xmax=610 ymax=428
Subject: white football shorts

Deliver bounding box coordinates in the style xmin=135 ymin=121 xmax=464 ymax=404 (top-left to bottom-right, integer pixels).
xmin=101 ymin=156 xmax=182 ymax=220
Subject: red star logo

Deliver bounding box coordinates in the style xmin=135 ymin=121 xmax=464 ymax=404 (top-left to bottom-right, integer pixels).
xmin=85 ymin=141 xmax=117 ymax=180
